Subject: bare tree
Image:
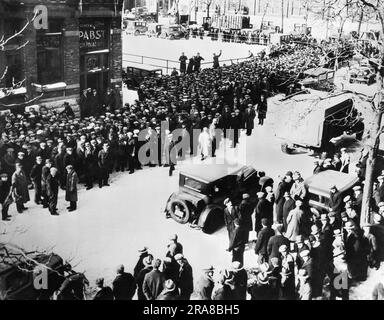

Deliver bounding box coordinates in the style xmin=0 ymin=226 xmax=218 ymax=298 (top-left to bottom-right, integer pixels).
xmin=0 ymin=10 xmax=39 ymax=106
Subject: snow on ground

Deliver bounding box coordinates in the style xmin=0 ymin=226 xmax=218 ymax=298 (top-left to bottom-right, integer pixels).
xmin=123 ymin=35 xmax=265 ymax=74
xmin=1 ymin=42 xmax=381 ymax=298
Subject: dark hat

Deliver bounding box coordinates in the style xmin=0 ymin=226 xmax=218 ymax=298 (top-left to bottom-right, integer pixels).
xmin=95 ymin=278 xmax=104 ymax=286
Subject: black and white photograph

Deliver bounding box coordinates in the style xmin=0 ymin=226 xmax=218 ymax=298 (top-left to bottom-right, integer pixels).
xmin=1 ymin=0 xmax=384 ymax=306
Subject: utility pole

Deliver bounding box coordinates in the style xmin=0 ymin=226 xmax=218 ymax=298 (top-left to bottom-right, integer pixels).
xmin=281 ymin=0 xmax=284 ymax=33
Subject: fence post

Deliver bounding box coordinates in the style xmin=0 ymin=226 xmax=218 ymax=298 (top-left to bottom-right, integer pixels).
xmin=141 ymin=55 xmax=144 ymax=64
xmin=166 ymin=60 xmax=169 ymax=75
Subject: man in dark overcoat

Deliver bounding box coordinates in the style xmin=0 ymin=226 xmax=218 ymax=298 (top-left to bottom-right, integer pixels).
xmin=65 ymin=165 xmax=78 ymax=212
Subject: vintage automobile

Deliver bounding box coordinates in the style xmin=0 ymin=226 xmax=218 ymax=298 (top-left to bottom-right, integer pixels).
xmin=299 ymin=67 xmax=335 ymax=90
xmin=159 ymin=25 xmax=189 ymax=40
xmin=164 ymin=165 xmax=273 ymax=234
xmin=0 ymin=243 xmax=67 ymax=300
xmin=122 ymin=62 xmax=163 ymax=90
xmin=146 ymin=23 xmax=163 ymax=37
xmin=304 ymin=170 xmax=359 ymax=216
xmin=124 ymin=20 xmax=148 ymax=36
xmin=277 ymin=90 xmax=365 ymax=155
xmin=349 ymin=66 xmax=376 ymax=85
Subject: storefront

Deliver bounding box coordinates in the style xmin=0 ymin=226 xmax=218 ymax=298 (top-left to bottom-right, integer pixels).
xmin=0 ymin=0 xmax=123 ymax=112
xmin=79 ymin=18 xmax=111 ymax=96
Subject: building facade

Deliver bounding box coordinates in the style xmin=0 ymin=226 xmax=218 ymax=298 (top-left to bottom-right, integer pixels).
xmin=0 ymin=0 xmax=123 ymax=112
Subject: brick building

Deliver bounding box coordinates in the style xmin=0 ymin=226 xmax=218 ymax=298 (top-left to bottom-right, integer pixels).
xmin=0 ymin=0 xmax=123 ymax=112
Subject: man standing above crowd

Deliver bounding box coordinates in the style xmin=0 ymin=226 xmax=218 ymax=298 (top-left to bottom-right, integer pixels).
xmin=179 ymin=52 xmax=188 ymax=75
xmin=194 ymin=53 xmax=204 ymax=72
xmin=212 ymin=50 xmax=222 ymax=69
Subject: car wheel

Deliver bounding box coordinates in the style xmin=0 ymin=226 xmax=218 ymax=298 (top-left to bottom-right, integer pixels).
xmin=169 ymin=34 xmax=175 ymax=40
xmin=202 ymin=208 xmax=224 ymax=234
xmin=169 ymin=200 xmax=190 ymax=224
xmin=134 ymin=30 xmax=140 ymax=36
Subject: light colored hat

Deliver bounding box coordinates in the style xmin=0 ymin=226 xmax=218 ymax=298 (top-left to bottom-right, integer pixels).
xmin=343 ymin=195 xmax=351 ymax=203
xmin=265 ymin=186 xmax=273 ymax=192
xmin=257 ymin=192 xmax=265 ymax=198
xmin=174 ymin=253 xmax=184 ymax=261
xmin=278 ymin=244 xmax=288 ymax=253
xmin=223 ymin=198 xmax=231 ymax=206
xmin=353 ymin=185 xmax=362 ymax=191
xmin=163 ymin=279 xmax=176 ymax=292
xmin=299 ymin=249 xmax=310 ymax=258
xmin=231 ymin=261 xmax=243 ymax=272
xmin=242 ymin=193 xmax=250 ymax=199
xmin=311 ymin=225 xmax=320 ymax=235
xmin=378 ymin=202 xmax=384 ymax=208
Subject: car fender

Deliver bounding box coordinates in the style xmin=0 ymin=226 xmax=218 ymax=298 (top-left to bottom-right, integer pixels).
xmin=197 ymin=204 xmax=223 ymax=228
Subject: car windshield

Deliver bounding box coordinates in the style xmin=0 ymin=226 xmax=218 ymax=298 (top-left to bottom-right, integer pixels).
xmin=184 ymin=177 xmax=204 ymax=192
xmin=170 ymin=27 xmax=180 ymax=32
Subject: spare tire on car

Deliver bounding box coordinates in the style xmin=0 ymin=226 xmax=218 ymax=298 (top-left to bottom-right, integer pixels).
xmin=169 ymin=199 xmax=190 ymax=224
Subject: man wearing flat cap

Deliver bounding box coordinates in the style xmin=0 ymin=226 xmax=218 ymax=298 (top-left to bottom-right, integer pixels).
xmin=65 ymin=165 xmax=78 ymax=212
xmin=344 ymin=220 xmax=368 ymax=281
xmin=329 ymin=185 xmax=343 ymax=215
xmin=255 ymin=218 xmax=275 ymax=264
xmin=11 ymin=163 xmax=30 ymax=213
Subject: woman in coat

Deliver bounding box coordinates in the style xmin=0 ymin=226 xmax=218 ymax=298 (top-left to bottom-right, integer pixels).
xmin=65 ymin=165 xmax=78 ymax=212
xmin=12 ymin=163 xmax=29 ymax=213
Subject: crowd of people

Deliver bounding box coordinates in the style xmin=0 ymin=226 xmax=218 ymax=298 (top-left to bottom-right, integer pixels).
xmin=0 ymin=42 xmax=326 ymax=219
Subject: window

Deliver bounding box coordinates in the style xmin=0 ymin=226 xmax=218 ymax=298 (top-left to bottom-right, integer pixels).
xmin=36 ymin=20 xmax=63 ymax=85
xmin=184 ymin=177 xmax=204 ymax=192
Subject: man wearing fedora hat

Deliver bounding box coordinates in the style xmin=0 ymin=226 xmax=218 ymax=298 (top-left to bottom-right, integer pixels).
xmin=135 ymin=256 xmax=154 ymax=300
xmin=195 ymin=266 xmax=215 ymax=300
xmin=275 ymin=172 xmax=294 ymax=225
xmin=230 ymin=261 xmax=247 ymax=300
xmin=112 ymin=264 xmax=136 ymax=300
xmin=254 ymin=191 xmax=271 ymax=233
xmin=238 ymin=193 xmax=255 ymax=243
xmin=156 ymin=279 xmax=180 ymax=300
xmin=134 ymin=247 xmax=150 ymax=278
xmin=174 ymin=253 xmax=194 ymax=300
xmin=344 ymin=220 xmax=368 ymax=282
xmin=65 ymin=165 xmax=78 ymax=212
xmin=285 ymin=196 xmax=305 ymax=241
xmin=255 ymin=218 xmax=275 ymax=264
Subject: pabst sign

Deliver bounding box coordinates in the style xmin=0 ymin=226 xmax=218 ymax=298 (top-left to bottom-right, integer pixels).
xmin=79 ymin=20 xmax=108 ymax=50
